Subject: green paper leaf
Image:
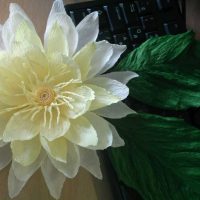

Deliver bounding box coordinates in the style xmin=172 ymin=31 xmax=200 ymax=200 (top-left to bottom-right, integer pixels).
xmin=108 ymin=114 xmax=200 ymax=200
xmin=115 ymin=31 xmax=200 ymax=110
xmin=117 ymin=31 xmax=194 ymax=72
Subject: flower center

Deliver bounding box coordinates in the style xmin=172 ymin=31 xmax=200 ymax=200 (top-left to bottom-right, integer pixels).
xmin=35 ymin=86 xmax=55 ymax=106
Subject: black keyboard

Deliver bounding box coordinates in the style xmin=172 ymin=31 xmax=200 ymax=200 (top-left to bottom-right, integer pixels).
xmin=65 ymin=1 xmax=186 ymax=200
xmin=65 ymin=0 xmax=186 ymax=55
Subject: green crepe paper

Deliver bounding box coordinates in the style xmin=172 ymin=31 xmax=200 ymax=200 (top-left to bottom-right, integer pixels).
xmin=108 ymin=113 xmax=200 ymax=200
xmin=116 ymin=31 xmax=200 ymax=110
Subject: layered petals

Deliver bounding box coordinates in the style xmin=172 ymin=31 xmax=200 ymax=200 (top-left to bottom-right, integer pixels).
xmin=85 ymin=112 xmax=113 ymax=150
xmin=41 ymin=137 xmax=67 ymax=163
xmin=79 ymin=147 xmax=102 ymax=179
xmin=50 ymin=141 xmax=80 ymax=178
xmin=3 ymin=111 xmax=40 ymax=142
xmin=41 ymin=157 xmax=66 ymax=199
xmin=94 ymin=101 xmax=135 ymax=119
xmin=66 ymin=116 xmax=98 ymax=147
xmin=45 ymin=0 xmax=78 ymax=56
xmin=11 ymin=136 xmax=41 ymax=166
xmin=8 ymin=167 xmax=26 ymax=198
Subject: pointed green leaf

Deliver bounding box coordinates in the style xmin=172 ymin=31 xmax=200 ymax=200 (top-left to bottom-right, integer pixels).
xmin=109 ymin=114 xmax=200 ymax=200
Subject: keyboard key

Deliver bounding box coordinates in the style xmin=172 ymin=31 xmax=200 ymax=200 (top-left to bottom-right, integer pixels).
xmin=134 ymin=0 xmax=152 ymax=15
xmin=145 ymin=31 xmax=159 ymax=39
xmin=113 ymin=33 xmax=130 ymax=46
xmin=128 ymin=26 xmax=145 ymax=43
xmin=98 ymin=30 xmax=113 ymax=42
xmin=163 ymin=22 xmax=180 ymax=34
xmin=69 ymin=9 xmax=88 ymax=25
xmin=156 ymin=0 xmax=173 ymax=10
xmin=87 ymin=7 xmax=108 ymax=29
xmin=119 ymin=2 xmax=140 ymax=26
xmin=140 ymin=15 xmax=157 ymax=30
xmin=104 ymin=5 xmax=125 ymax=32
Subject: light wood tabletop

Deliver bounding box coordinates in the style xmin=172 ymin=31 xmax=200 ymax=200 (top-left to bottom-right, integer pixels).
xmin=0 ymin=0 xmax=199 ymax=200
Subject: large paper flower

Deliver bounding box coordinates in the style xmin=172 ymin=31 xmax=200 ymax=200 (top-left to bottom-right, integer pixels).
xmin=0 ymin=0 xmax=137 ymax=199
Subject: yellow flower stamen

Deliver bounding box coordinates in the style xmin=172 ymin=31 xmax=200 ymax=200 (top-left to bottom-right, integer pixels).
xmin=35 ymin=86 xmax=55 ymax=106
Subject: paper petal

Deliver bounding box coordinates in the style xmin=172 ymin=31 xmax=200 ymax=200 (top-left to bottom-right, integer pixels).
xmin=76 ymin=12 xmax=99 ymax=52
xmin=41 ymin=157 xmax=66 ymax=199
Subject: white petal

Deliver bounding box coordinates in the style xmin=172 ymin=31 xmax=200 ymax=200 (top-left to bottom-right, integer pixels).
xmin=45 ymin=22 xmax=69 ymax=56
xmin=87 ymin=41 xmax=113 ymax=79
xmin=101 ymin=71 xmax=139 ymax=84
xmin=87 ymin=77 xmax=129 ymax=101
xmin=41 ymin=137 xmax=67 ymax=163
xmin=50 ymin=142 xmax=80 ymax=178
xmin=41 ymin=117 xmax=70 ymax=141
xmin=66 ymin=116 xmax=98 ymax=147
xmin=94 ymin=101 xmax=135 ymax=119
xmin=8 ymin=167 xmax=26 ymax=199
xmin=76 ymin=12 xmax=99 ymax=51
xmin=73 ymin=43 xmax=96 ymax=81
xmin=0 ymin=112 xmax=12 ymax=140
xmin=87 ymin=84 xmax=119 ymax=111
xmin=109 ymin=123 xmax=125 ymax=147
xmin=0 ymin=144 xmax=12 ymax=170
xmin=45 ymin=0 xmax=78 ymax=56
xmin=12 ymin=151 xmax=44 ymax=182
xmin=98 ymin=44 xmax=126 ymax=75
xmin=65 ymin=86 xmax=95 ymax=119
xmin=11 ymin=136 xmax=41 ymax=166
xmin=2 ymin=3 xmax=42 ymax=51
xmin=79 ymin=147 xmax=102 ymax=179
xmin=41 ymin=157 xmax=66 ymax=199
xmin=85 ymin=112 xmax=113 ymax=150
xmin=3 ymin=111 xmax=40 ymax=142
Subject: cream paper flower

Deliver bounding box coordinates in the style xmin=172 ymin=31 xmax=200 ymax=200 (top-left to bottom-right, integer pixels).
xmin=0 ymin=0 xmax=137 ymax=199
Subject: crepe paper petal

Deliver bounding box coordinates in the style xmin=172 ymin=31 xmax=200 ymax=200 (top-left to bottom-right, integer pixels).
xmin=2 ymin=3 xmax=42 ymax=51
xmin=12 ymin=151 xmax=44 ymax=182
xmin=50 ymin=142 xmax=80 ymax=178
xmin=101 ymin=71 xmax=138 ymax=84
xmin=98 ymin=44 xmax=126 ymax=75
xmin=3 ymin=111 xmax=40 ymax=142
xmin=94 ymin=101 xmax=135 ymax=119
xmin=41 ymin=117 xmax=70 ymax=141
xmin=87 ymin=77 xmax=129 ymax=101
xmin=66 ymin=116 xmax=98 ymax=147
xmin=109 ymin=113 xmax=200 ymax=200
xmin=73 ymin=43 xmax=96 ymax=81
xmin=11 ymin=136 xmax=41 ymax=166
xmin=41 ymin=157 xmax=66 ymax=199
xmin=0 ymin=144 xmax=12 ymax=170
xmin=8 ymin=167 xmax=26 ymax=198
xmin=45 ymin=0 xmax=78 ymax=56
xmin=41 ymin=136 xmax=67 ymax=163
xmin=79 ymin=146 xmax=102 ymax=179
xmin=45 ymin=22 xmax=69 ymax=56
xmin=87 ymin=41 xmax=113 ymax=79
xmin=108 ymin=123 xmax=125 ymax=148
xmin=86 ymin=112 xmax=113 ymax=150
xmin=65 ymin=85 xmax=95 ymax=119
xmin=76 ymin=12 xmax=99 ymax=52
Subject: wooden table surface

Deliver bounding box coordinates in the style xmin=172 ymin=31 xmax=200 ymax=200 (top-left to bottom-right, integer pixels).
xmin=0 ymin=0 xmax=199 ymax=200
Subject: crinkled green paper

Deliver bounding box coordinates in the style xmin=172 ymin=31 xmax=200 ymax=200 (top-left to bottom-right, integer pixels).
xmin=109 ymin=31 xmax=200 ymax=200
